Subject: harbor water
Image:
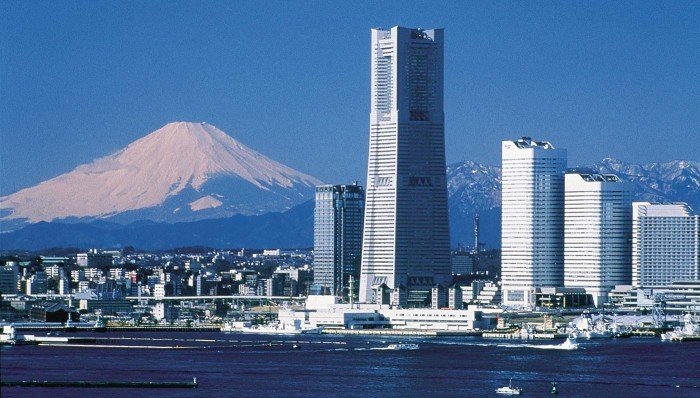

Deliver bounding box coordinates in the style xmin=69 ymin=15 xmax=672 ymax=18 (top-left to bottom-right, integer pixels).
xmin=1 ymin=331 xmax=699 ymax=397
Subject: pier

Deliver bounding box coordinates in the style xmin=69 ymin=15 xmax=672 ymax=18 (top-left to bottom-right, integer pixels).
xmin=1 ymin=377 xmax=198 ymax=388
xmin=322 ymin=329 xmax=482 ymax=337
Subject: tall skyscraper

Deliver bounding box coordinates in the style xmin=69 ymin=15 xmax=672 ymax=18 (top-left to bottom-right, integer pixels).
xmin=501 ymin=137 xmax=567 ymax=307
xmin=313 ymin=183 xmax=365 ymax=297
xmin=564 ymin=171 xmax=632 ymax=306
xmin=359 ymin=26 xmax=451 ymax=306
xmin=632 ymin=202 xmax=699 ymax=287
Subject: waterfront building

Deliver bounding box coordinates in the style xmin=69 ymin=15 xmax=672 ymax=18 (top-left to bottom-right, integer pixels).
xmin=501 ymin=137 xmax=567 ymax=307
xmin=0 ymin=265 xmax=19 ymax=295
xmin=610 ymin=280 xmax=700 ymax=315
xmin=29 ymin=302 xmax=78 ymax=323
xmin=564 ymin=171 xmax=632 ymax=306
xmin=78 ymin=297 xmax=133 ymax=315
xmin=313 ymin=183 xmax=365 ymax=297
xmin=359 ymin=26 xmax=451 ymax=306
xmin=632 ymin=203 xmax=700 ymax=287
xmin=279 ymin=297 xmax=496 ymax=331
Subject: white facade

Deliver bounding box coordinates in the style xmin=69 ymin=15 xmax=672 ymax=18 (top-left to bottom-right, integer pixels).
xmin=279 ymin=303 xmax=492 ymax=331
xmin=632 ymin=203 xmax=699 ymax=287
xmin=501 ymin=138 xmax=567 ymax=306
xmin=153 ymin=282 xmax=166 ymax=298
xmin=360 ymin=26 xmax=451 ymax=305
xmin=564 ymin=172 xmax=632 ymax=306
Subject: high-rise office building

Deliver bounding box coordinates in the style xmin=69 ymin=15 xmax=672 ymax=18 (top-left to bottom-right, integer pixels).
xmin=359 ymin=26 xmax=451 ymax=306
xmin=0 ymin=264 xmax=19 ymax=295
xmin=313 ymin=183 xmax=365 ymax=297
xmin=632 ymin=203 xmax=699 ymax=287
xmin=501 ymin=137 xmax=567 ymax=307
xmin=564 ymin=171 xmax=632 ymax=306
xmin=451 ymin=251 xmax=473 ymax=275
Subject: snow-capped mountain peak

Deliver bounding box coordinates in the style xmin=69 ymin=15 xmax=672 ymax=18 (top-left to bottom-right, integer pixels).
xmin=0 ymin=122 xmax=322 ymax=227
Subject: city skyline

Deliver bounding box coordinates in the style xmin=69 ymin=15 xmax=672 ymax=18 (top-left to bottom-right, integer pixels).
xmin=2 ymin=2 xmax=699 ymax=197
xmin=2 ymin=3 xmax=700 ymax=396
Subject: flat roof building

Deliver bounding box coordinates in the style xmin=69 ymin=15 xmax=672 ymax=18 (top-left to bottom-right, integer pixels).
xmin=632 ymin=203 xmax=699 ymax=287
xmin=501 ymin=137 xmax=567 ymax=307
xmin=564 ymin=171 xmax=632 ymax=306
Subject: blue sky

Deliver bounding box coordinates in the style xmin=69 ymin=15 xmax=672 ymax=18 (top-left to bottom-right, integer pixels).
xmin=1 ymin=1 xmax=698 ymax=195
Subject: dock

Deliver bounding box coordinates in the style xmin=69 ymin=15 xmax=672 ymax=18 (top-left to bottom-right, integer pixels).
xmin=666 ymin=335 xmax=700 ymax=342
xmin=482 ymin=330 xmax=567 ymax=340
xmin=1 ymin=377 xmax=198 ymax=388
xmin=322 ymin=329 xmax=482 ymax=337
xmin=105 ymin=325 xmax=220 ymax=332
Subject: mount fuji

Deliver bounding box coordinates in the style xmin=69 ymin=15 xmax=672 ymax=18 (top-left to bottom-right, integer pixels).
xmin=0 ymin=122 xmax=322 ymax=230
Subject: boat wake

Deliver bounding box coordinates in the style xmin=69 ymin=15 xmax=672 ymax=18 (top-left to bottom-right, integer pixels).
xmin=433 ymin=339 xmax=578 ymax=351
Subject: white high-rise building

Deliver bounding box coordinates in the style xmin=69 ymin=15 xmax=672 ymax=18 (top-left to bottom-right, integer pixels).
xmin=359 ymin=26 xmax=451 ymax=306
xmin=564 ymin=171 xmax=632 ymax=306
xmin=632 ymin=203 xmax=699 ymax=287
xmin=501 ymin=137 xmax=567 ymax=307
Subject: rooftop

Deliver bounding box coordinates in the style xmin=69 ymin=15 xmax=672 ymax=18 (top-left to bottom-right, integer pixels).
xmin=512 ymin=137 xmax=556 ymax=149
xmin=567 ymin=169 xmax=623 ymax=183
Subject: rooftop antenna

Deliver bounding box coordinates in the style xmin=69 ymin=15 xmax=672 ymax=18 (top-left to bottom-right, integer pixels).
xmin=473 ymin=211 xmax=480 ymax=252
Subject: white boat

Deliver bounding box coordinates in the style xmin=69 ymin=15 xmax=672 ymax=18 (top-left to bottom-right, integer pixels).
xmin=661 ymin=314 xmax=700 ymax=342
xmin=385 ymin=343 xmax=419 ymax=350
xmin=558 ymin=336 xmax=578 ymax=350
xmin=496 ymin=378 xmax=522 ymax=395
xmin=225 ymin=319 xmax=323 ymax=335
xmin=571 ymin=312 xmax=614 ymax=339
xmin=221 ymin=321 xmax=252 ymax=332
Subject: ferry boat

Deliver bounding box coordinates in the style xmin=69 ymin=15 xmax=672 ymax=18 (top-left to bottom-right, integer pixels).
xmin=496 ymin=378 xmax=522 ymax=395
xmin=222 ymin=320 xmax=323 ymax=335
xmin=661 ymin=314 xmax=700 ymax=342
xmin=385 ymin=343 xmax=419 ymax=350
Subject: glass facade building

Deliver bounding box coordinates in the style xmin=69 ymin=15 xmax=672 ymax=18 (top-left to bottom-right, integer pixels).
xmin=313 ymin=183 xmax=365 ymax=297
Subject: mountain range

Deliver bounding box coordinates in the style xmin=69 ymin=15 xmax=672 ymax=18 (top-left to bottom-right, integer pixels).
xmin=447 ymin=157 xmax=700 ymax=251
xmin=1 ymin=122 xmax=698 ymax=250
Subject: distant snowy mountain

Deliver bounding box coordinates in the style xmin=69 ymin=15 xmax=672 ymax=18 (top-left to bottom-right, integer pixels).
xmin=2 ymin=152 xmax=698 ymax=250
xmin=0 ymin=122 xmax=322 ymax=229
xmin=588 ymin=157 xmax=700 ymax=209
xmin=446 ymin=158 xmax=700 ymax=249
xmin=446 ymin=161 xmax=502 ymax=249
